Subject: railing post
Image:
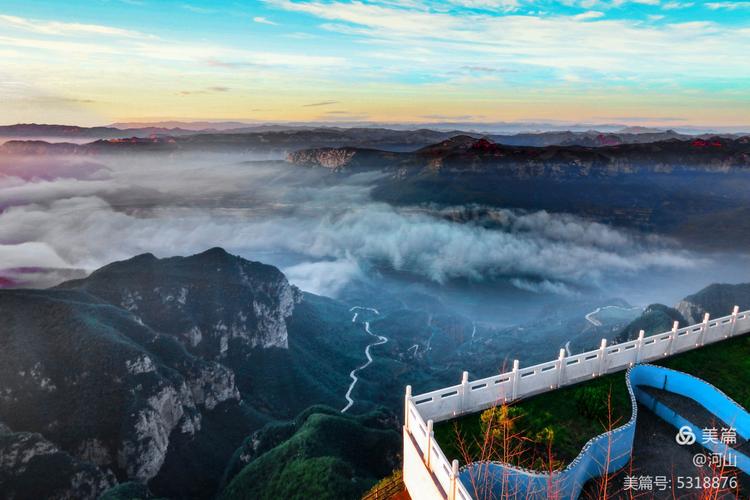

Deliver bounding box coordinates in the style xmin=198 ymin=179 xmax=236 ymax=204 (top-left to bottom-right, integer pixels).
xmin=635 ymin=330 xmax=645 ymax=364
xmin=510 ymin=359 xmax=520 ymax=401
xmin=424 ymin=419 xmax=433 ymax=468
xmin=460 ymin=370 xmax=469 ymax=411
xmin=730 ymin=306 xmax=740 ymax=337
xmin=556 ymin=348 xmax=566 ymax=388
xmin=598 ymin=339 xmax=607 ymax=376
xmin=404 ymin=385 xmax=412 ymax=433
xmin=699 ymin=313 xmax=710 ymax=346
xmin=448 ymin=459 xmax=459 ymax=500
xmin=668 ymin=321 xmax=679 ymax=355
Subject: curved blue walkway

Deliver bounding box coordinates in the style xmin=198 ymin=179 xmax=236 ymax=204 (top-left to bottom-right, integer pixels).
xmin=459 ymin=364 xmax=750 ymax=499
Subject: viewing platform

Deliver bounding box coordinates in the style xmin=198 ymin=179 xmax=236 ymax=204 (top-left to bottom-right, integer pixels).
xmin=402 ymin=307 xmax=750 ymax=499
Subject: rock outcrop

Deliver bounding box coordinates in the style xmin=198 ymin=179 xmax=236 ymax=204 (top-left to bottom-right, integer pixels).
xmin=286 ymin=147 xmax=358 ymax=170
xmin=676 ymin=283 xmax=750 ymax=324
xmin=0 ymin=423 xmax=117 ymax=499
xmin=676 ymin=300 xmax=705 ymax=325
xmin=57 ymin=248 xmax=302 ymax=359
xmin=618 ymin=283 xmax=750 ymax=343
xmin=0 ymin=288 xmax=240 ymax=488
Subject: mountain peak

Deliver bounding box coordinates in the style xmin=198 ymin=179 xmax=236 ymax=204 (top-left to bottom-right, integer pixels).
xmin=195 ymin=247 xmax=231 ymax=260
xmin=57 ymin=249 xmax=302 ymax=357
xmin=417 ymin=134 xmax=495 ymax=155
xmin=130 ymin=252 xmax=158 ymax=262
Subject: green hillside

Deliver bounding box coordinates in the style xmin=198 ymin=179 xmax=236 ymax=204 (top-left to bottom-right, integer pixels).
xmin=219 ymin=406 xmax=401 ymax=500
xmin=615 ymin=303 xmax=686 ymax=343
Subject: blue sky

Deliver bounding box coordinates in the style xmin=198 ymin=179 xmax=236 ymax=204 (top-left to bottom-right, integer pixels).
xmin=1 ymin=0 xmax=749 ymax=126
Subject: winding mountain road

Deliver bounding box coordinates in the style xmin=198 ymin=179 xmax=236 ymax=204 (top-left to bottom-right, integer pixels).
xmin=341 ymin=306 xmax=388 ymax=413
xmin=585 ymin=305 xmax=642 ymax=327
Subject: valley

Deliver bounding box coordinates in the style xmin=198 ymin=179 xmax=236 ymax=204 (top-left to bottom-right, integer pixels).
xmin=2 ymin=245 xmax=747 ymax=499
xmin=2 ymin=128 xmax=750 ymax=499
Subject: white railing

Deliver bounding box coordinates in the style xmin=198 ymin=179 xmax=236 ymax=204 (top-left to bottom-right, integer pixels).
xmin=403 ymin=306 xmax=750 ymax=500
xmin=404 ymin=393 xmax=473 ymax=500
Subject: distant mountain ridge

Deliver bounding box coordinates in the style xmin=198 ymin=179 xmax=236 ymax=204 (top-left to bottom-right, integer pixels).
xmin=0 ymin=123 xmax=200 ymax=139
xmin=288 ymin=135 xmax=750 ymax=175
xmin=286 ymin=135 xmax=750 ymax=251
xmin=2 ymin=124 xmax=748 ymax=156
xmin=484 ymin=129 xmax=693 ymax=147
xmin=0 ymin=128 xmax=469 ymax=155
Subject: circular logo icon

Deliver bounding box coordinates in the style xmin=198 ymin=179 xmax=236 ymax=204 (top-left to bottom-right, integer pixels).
xmin=676 ymin=425 xmax=696 ymax=446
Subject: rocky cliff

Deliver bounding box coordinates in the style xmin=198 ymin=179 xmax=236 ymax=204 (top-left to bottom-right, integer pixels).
xmin=286 ymin=147 xmax=358 ymax=170
xmin=0 ymin=288 xmax=240 ymax=495
xmin=57 ymin=248 xmax=302 ymax=359
xmin=0 ymin=422 xmax=116 ymax=500
xmin=0 ymin=249 xmax=399 ymax=499
xmin=288 ymin=135 xmax=750 ymax=177
xmin=0 ymin=249 xmax=313 ymax=498
xmin=676 ymin=283 xmax=750 ymax=324
xmin=285 ymin=147 xmax=407 ymax=172
xmin=617 ymin=283 xmax=750 ymax=342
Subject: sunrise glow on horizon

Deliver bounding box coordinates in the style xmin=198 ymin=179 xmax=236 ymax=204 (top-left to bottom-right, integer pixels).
xmin=2 ymin=0 xmax=750 ymax=128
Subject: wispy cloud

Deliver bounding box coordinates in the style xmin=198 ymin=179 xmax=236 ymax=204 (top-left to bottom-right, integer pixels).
xmin=25 ymin=96 xmax=97 ymax=105
xmin=205 ymin=58 xmax=256 ymax=68
xmin=460 ymin=65 xmax=516 ymax=73
xmin=1 ymin=31 xmax=345 ymax=68
xmin=0 ymin=35 xmax=120 ymax=55
xmin=2 ymin=0 xmax=750 ymax=125
xmin=573 ymin=10 xmax=605 ymax=20
xmin=662 ymin=1 xmax=694 ymax=9
xmin=0 ymin=13 xmax=150 ymax=38
xmin=267 ymin=0 xmax=750 ymax=80
xmin=178 ymin=86 xmax=230 ymax=95
xmin=706 ymin=1 xmax=750 ymax=9
xmin=559 ymin=0 xmax=659 ymax=7
xmin=594 ymin=115 xmax=686 ymax=122
xmin=447 ymin=0 xmax=520 ymax=12
xmin=181 ymin=4 xmax=217 ymax=14
xmin=253 ymin=16 xmax=278 ymax=25
xmin=419 ymin=114 xmax=481 ymax=120
xmin=302 ymin=100 xmax=339 ymax=107
xmin=319 ymin=110 xmax=370 ymax=120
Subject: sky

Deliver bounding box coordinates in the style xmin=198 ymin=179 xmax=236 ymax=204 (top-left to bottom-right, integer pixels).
xmin=1 ymin=0 xmax=749 ymax=127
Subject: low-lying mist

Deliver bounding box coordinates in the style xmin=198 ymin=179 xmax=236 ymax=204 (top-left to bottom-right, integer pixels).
xmin=1 ymin=153 xmax=747 ymax=322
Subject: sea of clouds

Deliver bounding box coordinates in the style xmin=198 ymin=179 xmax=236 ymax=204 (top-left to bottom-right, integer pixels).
xmin=0 ymin=153 xmax=708 ymax=296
